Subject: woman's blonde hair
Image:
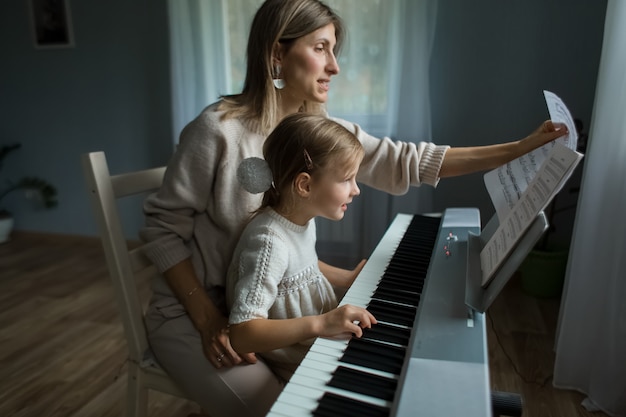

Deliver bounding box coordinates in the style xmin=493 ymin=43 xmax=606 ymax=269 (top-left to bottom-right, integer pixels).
xmin=261 ymin=113 xmax=363 ymax=211
xmin=219 ymin=0 xmax=345 ymax=135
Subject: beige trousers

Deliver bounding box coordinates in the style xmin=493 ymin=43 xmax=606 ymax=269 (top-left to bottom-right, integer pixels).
xmin=145 ymin=300 xmax=284 ymax=417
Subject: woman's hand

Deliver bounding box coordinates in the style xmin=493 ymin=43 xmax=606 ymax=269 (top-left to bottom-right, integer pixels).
xmin=318 ymin=304 xmax=377 ymax=339
xmin=198 ymin=315 xmax=258 ymax=369
xmin=524 ymin=120 xmax=569 ymax=148
xmin=162 ymin=259 xmax=257 ymax=369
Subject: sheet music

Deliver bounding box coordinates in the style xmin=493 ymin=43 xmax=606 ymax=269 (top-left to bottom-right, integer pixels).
xmin=480 ymin=142 xmax=583 ymax=287
xmin=484 ymin=91 xmax=579 ymax=221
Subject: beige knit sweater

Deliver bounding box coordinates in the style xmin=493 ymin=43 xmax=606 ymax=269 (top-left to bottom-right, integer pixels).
xmin=226 ymin=208 xmax=336 ymax=381
xmin=141 ymin=101 xmax=448 ymax=310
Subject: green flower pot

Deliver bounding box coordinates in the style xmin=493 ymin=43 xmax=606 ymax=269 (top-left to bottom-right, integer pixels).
xmin=520 ymin=247 xmax=569 ymax=298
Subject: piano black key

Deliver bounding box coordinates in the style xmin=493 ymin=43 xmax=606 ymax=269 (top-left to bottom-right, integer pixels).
xmin=362 ymin=322 xmax=411 ymax=346
xmin=340 ymin=338 xmax=405 ymax=374
xmin=367 ymin=299 xmax=416 ymax=326
xmin=386 ymin=262 xmax=427 ymax=274
xmin=328 ymin=366 xmax=397 ymax=401
xmin=376 ymin=278 xmax=421 ymax=294
xmin=313 ymin=392 xmax=390 ymax=417
xmin=372 ymin=287 xmax=421 ymax=307
xmin=377 ymin=280 xmax=421 ymax=292
xmin=380 ymin=273 xmax=422 ymax=287
xmin=387 ymin=250 xmax=431 ymax=264
xmin=390 ymin=250 xmax=432 ymax=263
xmin=378 ymin=275 xmax=423 ymax=290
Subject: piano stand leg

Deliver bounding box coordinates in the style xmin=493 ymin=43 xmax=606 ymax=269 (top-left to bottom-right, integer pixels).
xmin=491 ymin=390 xmax=523 ymax=417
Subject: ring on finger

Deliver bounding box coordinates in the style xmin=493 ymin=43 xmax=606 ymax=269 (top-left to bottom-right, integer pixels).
xmin=217 ymin=352 xmax=225 ymax=362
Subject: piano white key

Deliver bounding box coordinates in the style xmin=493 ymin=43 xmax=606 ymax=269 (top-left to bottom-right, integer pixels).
xmin=282 ymin=370 xmax=392 ymax=409
xmin=284 ymin=365 xmax=333 ymax=387
xmin=305 ymin=342 xmax=346 ymax=365
xmin=267 ymin=393 xmax=316 ymax=417
xmin=315 ymin=336 xmax=349 ymax=350
xmin=341 ymin=289 xmax=379 ymax=307
xmin=272 ymin=386 xmax=321 ymax=410
xmin=307 ymin=343 xmax=345 ymax=360
xmin=340 ymin=291 xmax=374 ymax=307
xmin=343 ymin=280 xmax=378 ymax=297
xmin=347 ymin=273 xmax=377 ymax=285
xmin=303 ymin=341 xmax=399 ymax=380
xmin=312 ymin=336 xmax=389 ymax=359
xmin=296 ymin=356 xmax=344 ymax=377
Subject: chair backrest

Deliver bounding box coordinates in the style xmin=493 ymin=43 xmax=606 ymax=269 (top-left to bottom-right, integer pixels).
xmin=82 ymin=151 xmax=166 ymax=363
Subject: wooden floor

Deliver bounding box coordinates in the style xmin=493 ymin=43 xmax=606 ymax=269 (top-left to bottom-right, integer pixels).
xmin=486 ymin=272 xmax=606 ymax=417
xmin=0 ymin=232 xmax=607 ymax=417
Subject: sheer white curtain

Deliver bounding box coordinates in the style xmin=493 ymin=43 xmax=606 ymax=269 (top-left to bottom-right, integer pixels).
xmin=167 ymin=0 xmax=228 ymax=143
xmin=167 ymin=0 xmax=438 ymax=265
xmin=320 ymin=0 xmax=439 ymax=264
xmin=553 ymin=2 xmax=626 ymax=416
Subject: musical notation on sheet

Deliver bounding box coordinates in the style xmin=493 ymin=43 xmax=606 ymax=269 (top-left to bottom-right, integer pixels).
xmin=484 ymin=90 xmax=579 ymax=221
xmin=480 ymin=142 xmax=583 ymax=287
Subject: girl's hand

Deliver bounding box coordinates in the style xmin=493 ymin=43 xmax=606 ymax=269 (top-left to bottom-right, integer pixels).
xmin=347 ymin=259 xmax=367 ymax=287
xmin=319 ymin=258 xmax=367 ymax=289
xmin=198 ymin=316 xmax=257 ymax=369
xmin=319 ymin=304 xmax=377 ymax=339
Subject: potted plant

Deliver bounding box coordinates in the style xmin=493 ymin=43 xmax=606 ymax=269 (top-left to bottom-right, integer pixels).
xmin=519 ymin=193 xmax=575 ymax=298
xmin=0 ymin=143 xmax=58 ymax=243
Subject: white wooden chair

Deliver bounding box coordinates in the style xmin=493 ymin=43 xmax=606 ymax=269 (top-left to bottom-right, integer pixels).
xmin=82 ymin=151 xmax=192 ymax=417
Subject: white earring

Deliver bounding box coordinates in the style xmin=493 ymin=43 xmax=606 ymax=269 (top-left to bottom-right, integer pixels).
xmin=273 ymin=65 xmax=285 ymax=90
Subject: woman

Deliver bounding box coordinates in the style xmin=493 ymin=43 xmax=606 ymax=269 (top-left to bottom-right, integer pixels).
xmin=141 ymin=0 xmax=568 ymax=416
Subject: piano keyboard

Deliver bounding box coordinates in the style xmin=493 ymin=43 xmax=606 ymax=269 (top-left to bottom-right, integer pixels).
xmin=268 ymin=212 xmax=455 ymax=417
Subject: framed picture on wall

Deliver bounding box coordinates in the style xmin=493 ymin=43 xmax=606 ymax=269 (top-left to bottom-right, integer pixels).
xmin=29 ymin=0 xmax=74 ymax=49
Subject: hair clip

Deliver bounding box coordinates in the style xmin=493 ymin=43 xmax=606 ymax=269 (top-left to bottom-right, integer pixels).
xmin=303 ymin=149 xmax=314 ymax=170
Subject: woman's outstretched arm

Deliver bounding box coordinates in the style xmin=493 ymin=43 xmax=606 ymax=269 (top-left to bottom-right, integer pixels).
xmin=439 ymin=120 xmax=568 ymax=178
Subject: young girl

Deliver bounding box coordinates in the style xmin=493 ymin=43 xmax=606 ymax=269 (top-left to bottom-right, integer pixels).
xmin=226 ymin=113 xmax=377 ymax=382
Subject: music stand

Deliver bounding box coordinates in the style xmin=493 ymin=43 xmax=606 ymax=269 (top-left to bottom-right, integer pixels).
xmin=465 ymin=211 xmax=549 ymax=313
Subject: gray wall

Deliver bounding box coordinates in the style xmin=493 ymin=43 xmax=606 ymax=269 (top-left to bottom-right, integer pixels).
xmin=430 ymin=0 xmax=606 ymax=244
xmin=0 ymin=0 xmax=172 ymax=239
xmin=0 ymin=0 xmax=607 ymax=242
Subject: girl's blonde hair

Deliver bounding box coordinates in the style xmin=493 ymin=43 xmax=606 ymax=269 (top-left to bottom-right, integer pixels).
xmin=219 ymin=0 xmax=345 ymax=135
xmin=261 ymin=113 xmax=363 ymax=211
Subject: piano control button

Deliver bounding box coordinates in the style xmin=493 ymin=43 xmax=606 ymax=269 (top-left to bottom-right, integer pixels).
xmin=467 ymin=308 xmax=475 ymax=327
xmin=445 ymin=232 xmax=458 ymax=257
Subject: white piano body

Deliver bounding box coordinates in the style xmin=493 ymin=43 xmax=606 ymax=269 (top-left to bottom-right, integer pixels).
xmin=267 ymin=208 xmax=489 ymax=417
